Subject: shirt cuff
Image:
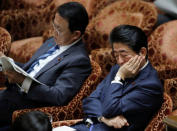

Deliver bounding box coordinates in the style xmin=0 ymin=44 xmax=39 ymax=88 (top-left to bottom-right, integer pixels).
xmin=20 ymin=77 xmax=33 ymax=93
xmin=111 ymin=75 xmax=123 ymax=85
xmin=97 ymin=116 xmax=103 ymax=123
xmin=85 ymin=118 xmax=93 ymax=125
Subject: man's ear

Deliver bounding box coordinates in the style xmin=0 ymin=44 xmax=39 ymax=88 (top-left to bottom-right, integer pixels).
xmin=139 ymin=47 xmax=147 ymax=57
xmin=73 ymin=30 xmax=81 ymax=40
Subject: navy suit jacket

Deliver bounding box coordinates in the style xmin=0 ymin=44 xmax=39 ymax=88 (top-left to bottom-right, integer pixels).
xmin=82 ymin=62 xmax=163 ymax=131
xmin=4 ymin=37 xmax=91 ymax=108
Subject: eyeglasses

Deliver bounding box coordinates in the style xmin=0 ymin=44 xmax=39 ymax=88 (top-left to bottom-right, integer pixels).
xmin=113 ymin=50 xmax=131 ymax=59
xmin=52 ymin=21 xmax=63 ymax=35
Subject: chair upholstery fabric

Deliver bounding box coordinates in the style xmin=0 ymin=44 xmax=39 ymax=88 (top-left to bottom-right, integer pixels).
xmin=0 ymin=0 xmax=59 ymax=41
xmin=164 ymin=78 xmax=177 ymax=110
xmin=0 ymin=27 xmax=11 ymax=55
xmin=0 ymin=0 xmax=53 ymax=10
xmin=91 ymin=48 xmax=116 ymax=81
xmin=144 ymin=93 xmax=173 ymax=131
xmin=0 ymin=27 xmax=11 ymax=87
xmin=148 ymin=20 xmax=177 ymax=80
xmin=8 ymin=37 xmax=43 ymax=63
xmin=83 ymin=0 xmax=157 ymax=52
xmin=12 ymin=60 xmax=102 ymax=122
xmin=52 ymin=119 xmax=82 ymax=128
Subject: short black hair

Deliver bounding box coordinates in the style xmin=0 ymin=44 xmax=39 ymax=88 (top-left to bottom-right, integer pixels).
xmin=12 ymin=111 xmax=52 ymax=131
xmin=57 ymin=2 xmax=89 ymax=35
xmin=109 ymin=25 xmax=148 ymax=54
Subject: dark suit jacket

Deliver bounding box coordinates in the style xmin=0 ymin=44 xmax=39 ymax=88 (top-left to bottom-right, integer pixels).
xmin=3 ymin=37 xmax=91 ymax=108
xmin=82 ymin=62 xmax=163 ymax=131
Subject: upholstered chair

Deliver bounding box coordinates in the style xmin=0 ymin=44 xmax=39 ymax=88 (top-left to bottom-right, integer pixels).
xmin=12 ymin=59 xmax=102 ymax=122
xmin=83 ymin=0 xmax=157 ymax=52
xmin=0 ymin=27 xmax=11 ymax=87
xmin=0 ymin=3 xmax=55 ymax=41
xmin=85 ymin=0 xmax=116 ymax=19
xmin=0 ymin=0 xmax=53 ymax=10
xmin=8 ymin=37 xmax=43 ymax=63
xmin=148 ymin=20 xmax=177 ymax=80
xmin=51 ymin=93 xmax=173 ymax=131
xmin=0 ymin=27 xmax=11 ymax=56
xmin=164 ymin=78 xmax=177 ymax=110
xmin=144 ymin=93 xmax=173 ymax=131
xmin=52 ymin=119 xmax=82 ymax=128
xmin=90 ymin=48 xmax=116 ymax=81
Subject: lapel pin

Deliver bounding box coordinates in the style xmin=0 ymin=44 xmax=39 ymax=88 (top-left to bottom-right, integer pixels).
xmin=58 ymin=57 xmax=61 ymax=61
xmin=132 ymin=82 xmax=136 ymax=85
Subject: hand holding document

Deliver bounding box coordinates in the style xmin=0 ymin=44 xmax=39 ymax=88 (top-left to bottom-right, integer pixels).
xmin=0 ymin=56 xmax=44 ymax=85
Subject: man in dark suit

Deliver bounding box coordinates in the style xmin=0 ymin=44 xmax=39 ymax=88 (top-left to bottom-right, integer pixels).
xmin=71 ymin=25 xmax=163 ymax=131
xmin=0 ymin=2 xmax=91 ymax=126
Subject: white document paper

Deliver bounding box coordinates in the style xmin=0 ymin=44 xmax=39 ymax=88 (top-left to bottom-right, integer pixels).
xmin=53 ymin=126 xmax=76 ymax=131
xmin=0 ymin=56 xmax=44 ymax=85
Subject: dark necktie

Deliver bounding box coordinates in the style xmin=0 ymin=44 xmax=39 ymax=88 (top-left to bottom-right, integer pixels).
xmin=26 ymin=45 xmax=59 ymax=73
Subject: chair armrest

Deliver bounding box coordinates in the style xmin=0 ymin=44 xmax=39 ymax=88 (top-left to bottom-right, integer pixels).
xmin=12 ymin=105 xmax=73 ymax=122
xmin=52 ymin=119 xmax=83 ymax=128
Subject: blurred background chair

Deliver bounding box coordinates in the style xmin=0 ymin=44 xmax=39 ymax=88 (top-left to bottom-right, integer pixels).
xmin=83 ymin=0 xmax=157 ymax=52
xmin=144 ymin=93 xmax=173 ymax=131
xmin=0 ymin=0 xmax=53 ymax=10
xmin=90 ymin=48 xmax=116 ymax=81
xmin=148 ymin=20 xmax=177 ymax=80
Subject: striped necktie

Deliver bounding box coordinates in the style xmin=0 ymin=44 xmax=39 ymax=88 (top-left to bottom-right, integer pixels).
xmin=26 ymin=45 xmax=59 ymax=73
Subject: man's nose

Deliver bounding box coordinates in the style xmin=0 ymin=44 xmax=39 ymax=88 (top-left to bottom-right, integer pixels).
xmin=117 ymin=57 xmax=124 ymax=66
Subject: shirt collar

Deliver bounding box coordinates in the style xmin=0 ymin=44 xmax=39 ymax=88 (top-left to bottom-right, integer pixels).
xmin=140 ymin=60 xmax=149 ymax=71
xmin=59 ymin=37 xmax=81 ymax=50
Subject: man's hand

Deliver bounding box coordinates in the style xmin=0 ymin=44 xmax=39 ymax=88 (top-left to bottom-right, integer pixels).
xmin=4 ymin=70 xmax=25 ymax=84
xmin=101 ymin=115 xmax=129 ymax=129
xmin=117 ymin=55 xmax=145 ymax=80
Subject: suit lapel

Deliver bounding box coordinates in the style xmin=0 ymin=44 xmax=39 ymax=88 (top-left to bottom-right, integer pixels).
xmin=34 ymin=40 xmax=82 ymax=78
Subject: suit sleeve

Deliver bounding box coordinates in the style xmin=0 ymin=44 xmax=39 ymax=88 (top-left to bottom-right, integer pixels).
xmin=82 ymin=66 xmax=118 ymax=118
xmin=82 ymin=77 xmax=106 ymax=117
xmin=25 ymin=57 xmax=91 ymax=106
xmin=102 ymin=82 xmax=163 ymax=118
